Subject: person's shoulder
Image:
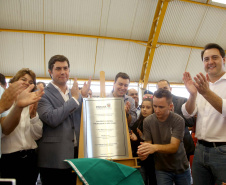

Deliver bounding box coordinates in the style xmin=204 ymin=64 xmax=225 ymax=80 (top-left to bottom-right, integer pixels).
xmin=173 ymin=94 xmax=187 ymax=102
xmin=171 ymin=112 xmax=184 ymax=120
xmin=44 ymin=83 xmax=55 ymax=92
xmin=125 ymin=94 xmax=135 ymax=103
xmin=170 ymin=112 xmax=185 ymax=125
xmin=144 ymin=113 xmax=155 ymax=122
xmin=0 ymin=86 xmax=4 ymax=97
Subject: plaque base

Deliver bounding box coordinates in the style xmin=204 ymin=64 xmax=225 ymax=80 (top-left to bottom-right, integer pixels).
xmin=109 ymin=157 xmax=140 ymax=168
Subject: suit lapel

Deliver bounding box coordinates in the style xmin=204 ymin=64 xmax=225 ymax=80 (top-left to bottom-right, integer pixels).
xmin=46 ymin=83 xmax=65 ymax=104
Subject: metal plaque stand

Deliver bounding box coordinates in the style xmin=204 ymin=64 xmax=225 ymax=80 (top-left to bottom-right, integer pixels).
xmin=76 ymin=71 xmax=139 ymax=185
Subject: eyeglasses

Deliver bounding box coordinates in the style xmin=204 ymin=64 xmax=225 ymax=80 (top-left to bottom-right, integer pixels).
xmin=129 ymin=93 xmax=138 ymax=96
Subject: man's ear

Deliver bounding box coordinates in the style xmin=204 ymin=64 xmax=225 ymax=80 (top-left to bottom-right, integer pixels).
xmin=169 ymin=103 xmax=174 ymax=110
xmin=223 ymin=57 xmax=225 ymax=66
xmin=48 ymin=69 xmax=52 ymax=78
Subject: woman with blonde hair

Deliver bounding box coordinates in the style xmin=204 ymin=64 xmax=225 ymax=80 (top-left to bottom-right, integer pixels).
xmin=1 ymin=68 xmax=43 ymax=185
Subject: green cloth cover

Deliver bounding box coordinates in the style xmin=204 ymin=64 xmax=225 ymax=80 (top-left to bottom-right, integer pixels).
xmin=65 ymin=158 xmax=144 ymax=185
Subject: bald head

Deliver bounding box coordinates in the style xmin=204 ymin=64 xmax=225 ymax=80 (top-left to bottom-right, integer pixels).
xmin=128 ymin=88 xmax=139 ymax=107
xmin=156 ymin=80 xmax=172 ymax=92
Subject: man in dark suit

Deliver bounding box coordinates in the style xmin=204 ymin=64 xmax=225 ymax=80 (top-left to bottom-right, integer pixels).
xmin=37 ymin=55 xmax=91 ymax=185
xmin=156 ymin=80 xmax=195 ymax=161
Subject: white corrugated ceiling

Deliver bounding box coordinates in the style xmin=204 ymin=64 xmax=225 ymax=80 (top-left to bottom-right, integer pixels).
xmin=0 ymin=0 xmax=225 ymax=84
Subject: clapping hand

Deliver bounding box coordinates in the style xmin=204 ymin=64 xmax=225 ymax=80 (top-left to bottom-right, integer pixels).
xmin=71 ymin=78 xmax=80 ymax=100
xmin=130 ymin=130 xmax=138 ymax=141
xmin=193 ymin=73 xmax=210 ymax=95
xmin=16 ymin=84 xmax=44 ymax=108
xmin=125 ymin=101 xmax=130 ymax=114
xmin=183 ymin=72 xmax=197 ymax=96
xmin=0 ymin=81 xmax=24 ymax=113
xmin=81 ymin=77 xmax=91 ymax=98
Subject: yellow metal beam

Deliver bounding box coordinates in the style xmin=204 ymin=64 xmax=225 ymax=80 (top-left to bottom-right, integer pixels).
xmin=1 ymin=28 xmax=225 ymax=52
xmin=157 ymin=42 xmax=203 ymax=50
xmin=157 ymin=42 xmax=226 ymax=53
xmin=142 ymin=0 xmax=169 ymax=89
xmin=0 ymin=28 xmax=147 ymax=44
xmin=179 ymin=0 xmax=226 ymax=10
xmin=139 ymin=0 xmax=163 ymax=85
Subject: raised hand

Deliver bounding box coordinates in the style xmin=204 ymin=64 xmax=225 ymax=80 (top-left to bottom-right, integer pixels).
xmin=130 ymin=130 xmax=138 ymax=141
xmin=137 ymin=128 xmax=144 ymax=140
xmin=193 ymin=73 xmax=210 ymax=95
xmin=81 ymin=77 xmax=91 ymax=98
xmin=29 ymin=102 xmax=38 ymax=118
xmin=125 ymin=101 xmax=130 ymax=114
xmin=16 ymin=84 xmax=44 ymax=108
xmin=71 ymin=77 xmax=80 ymax=100
xmin=183 ymin=72 xmax=197 ymax=96
xmin=0 ymin=81 xmax=23 ymax=113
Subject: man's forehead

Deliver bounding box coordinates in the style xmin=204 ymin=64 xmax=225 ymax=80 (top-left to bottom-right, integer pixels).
xmin=53 ymin=61 xmax=69 ymax=67
xmin=129 ymin=89 xmax=137 ymax=93
xmin=203 ymin=48 xmax=221 ymax=58
xmin=153 ymin=97 xmax=168 ymax=104
xmin=116 ymin=77 xmax=129 ymax=83
xmin=157 ymin=81 xmax=169 ymax=88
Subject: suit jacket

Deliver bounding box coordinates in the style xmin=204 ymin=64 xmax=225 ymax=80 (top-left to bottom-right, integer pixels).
xmin=172 ymin=94 xmax=195 ymax=155
xmin=37 ymin=83 xmax=82 ymax=169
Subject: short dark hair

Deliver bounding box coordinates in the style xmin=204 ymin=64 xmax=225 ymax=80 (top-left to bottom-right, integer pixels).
xmin=0 ymin=73 xmax=6 ymax=87
xmin=114 ymin=72 xmax=130 ymax=82
xmin=201 ymin=43 xmax=225 ymax=60
xmin=153 ymin=89 xmax=172 ymax=104
xmin=157 ymin=79 xmax=171 ymax=88
xmin=37 ymin=81 xmax=46 ymax=87
xmin=48 ymin=55 xmax=70 ymax=71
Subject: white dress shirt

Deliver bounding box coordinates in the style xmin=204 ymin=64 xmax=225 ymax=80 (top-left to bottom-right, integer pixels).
xmin=1 ymin=105 xmax=43 ymax=154
xmin=0 ymin=87 xmax=9 ymax=156
xmin=182 ymin=73 xmax=226 ymax=142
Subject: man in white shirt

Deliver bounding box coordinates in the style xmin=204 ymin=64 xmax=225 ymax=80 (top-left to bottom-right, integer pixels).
xmin=182 ymin=43 xmax=226 ymax=185
xmin=37 ymin=55 xmax=91 ymax=185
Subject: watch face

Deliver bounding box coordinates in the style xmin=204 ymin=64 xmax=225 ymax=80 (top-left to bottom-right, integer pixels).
xmin=0 ymin=179 xmax=16 ymax=185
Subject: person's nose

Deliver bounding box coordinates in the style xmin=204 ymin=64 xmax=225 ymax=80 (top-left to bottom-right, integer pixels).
xmin=24 ymin=80 xmax=29 ymax=85
xmin=122 ymin=85 xmax=126 ymax=90
xmin=60 ymin=69 xmax=65 ymax=74
xmin=155 ymin=107 xmax=159 ymax=113
xmin=209 ymin=57 xmax=215 ymax=64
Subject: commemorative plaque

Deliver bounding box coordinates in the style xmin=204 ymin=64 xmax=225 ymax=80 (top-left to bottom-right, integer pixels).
xmin=82 ymin=98 xmax=129 ymax=159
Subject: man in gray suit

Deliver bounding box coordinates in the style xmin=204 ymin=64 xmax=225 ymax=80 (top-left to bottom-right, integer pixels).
xmin=156 ymin=80 xmax=195 ymax=161
xmin=37 ymin=55 xmax=91 ymax=185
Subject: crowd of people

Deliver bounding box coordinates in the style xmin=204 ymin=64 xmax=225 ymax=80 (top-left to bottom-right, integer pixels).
xmin=0 ymin=43 xmax=225 ymax=185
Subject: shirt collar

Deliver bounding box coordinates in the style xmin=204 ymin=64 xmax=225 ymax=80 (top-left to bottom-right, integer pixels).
xmin=111 ymin=90 xmax=126 ymax=99
xmin=209 ymin=72 xmax=226 ymax=85
xmin=51 ymin=81 xmax=69 ymax=95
